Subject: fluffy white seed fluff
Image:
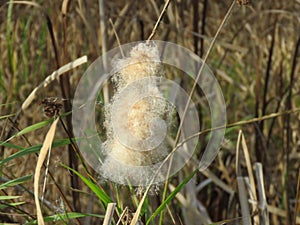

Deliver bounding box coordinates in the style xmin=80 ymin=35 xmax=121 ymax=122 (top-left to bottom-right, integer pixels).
xmin=100 ymin=43 xmax=173 ymax=186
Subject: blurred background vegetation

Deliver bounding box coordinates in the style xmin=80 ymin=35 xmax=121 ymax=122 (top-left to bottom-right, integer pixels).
xmin=0 ymin=0 xmax=300 ymax=224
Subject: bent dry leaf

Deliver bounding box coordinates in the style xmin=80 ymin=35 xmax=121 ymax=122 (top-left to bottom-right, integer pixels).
xmin=34 ymin=117 xmax=59 ymax=225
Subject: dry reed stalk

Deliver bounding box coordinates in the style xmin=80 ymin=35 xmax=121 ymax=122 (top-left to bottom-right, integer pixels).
xmin=255 ymin=163 xmax=269 ymax=225
xmin=61 ymin=0 xmax=81 ymax=211
xmin=103 ymin=203 xmax=116 ymax=225
xmin=237 ymin=177 xmax=252 ymax=225
xmin=236 ymin=130 xmax=259 ymax=224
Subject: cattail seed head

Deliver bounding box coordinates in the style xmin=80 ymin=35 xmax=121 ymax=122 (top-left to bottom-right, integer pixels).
xmin=100 ymin=43 xmax=175 ymax=185
xmin=72 ymin=40 xmax=225 ymax=187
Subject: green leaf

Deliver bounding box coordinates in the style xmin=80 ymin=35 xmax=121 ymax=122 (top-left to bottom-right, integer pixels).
xmin=0 ymin=175 xmax=32 ymax=190
xmin=0 ymin=146 xmax=37 ymax=167
xmin=0 ymin=195 xmax=21 ymax=200
xmin=146 ymin=169 xmax=198 ymax=225
xmin=1 ymin=119 xmax=53 ymax=145
xmin=61 ymin=164 xmax=113 ymax=208
xmin=16 ymin=119 xmax=54 ymax=136
xmin=0 ymin=113 xmax=15 ymax=120
xmin=0 ymin=142 xmax=23 ymax=150
xmin=0 ymin=139 xmax=71 ymax=167
xmin=141 ymin=194 xmax=149 ymax=218
xmin=24 ymin=212 xmax=104 ymax=225
xmin=0 ymin=201 xmax=25 ymax=210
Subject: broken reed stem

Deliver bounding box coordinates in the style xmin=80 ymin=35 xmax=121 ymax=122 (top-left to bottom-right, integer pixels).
xmin=237 ymin=177 xmax=252 ymax=225
xmin=255 ymin=163 xmax=270 ymax=225
xmin=103 ymin=203 xmax=116 ymax=225
xmin=147 ymin=0 xmax=171 ymax=42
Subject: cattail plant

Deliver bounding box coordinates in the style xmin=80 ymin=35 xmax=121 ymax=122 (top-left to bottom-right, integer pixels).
xmin=100 ymin=43 xmax=175 ymax=186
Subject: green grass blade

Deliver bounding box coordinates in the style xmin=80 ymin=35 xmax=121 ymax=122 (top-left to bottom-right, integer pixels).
xmin=0 ymin=195 xmax=21 ymax=200
xmin=146 ymin=169 xmax=198 ymax=225
xmin=0 ymin=174 xmax=32 ymax=190
xmin=1 ymin=118 xmax=53 ymax=145
xmin=0 ymin=142 xmax=23 ymax=150
xmin=0 ymin=196 xmax=25 ymax=210
xmin=15 ymin=119 xmax=53 ymax=136
xmin=0 ymin=113 xmax=15 ymax=120
xmin=0 ymin=201 xmax=25 ymax=210
xmin=24 ymin=212 xmax=104 ymax=225
xmin=61 ymin=164 xmax=113 ymax=208
xmin=0 ymin=139 xmax=71 ymax=166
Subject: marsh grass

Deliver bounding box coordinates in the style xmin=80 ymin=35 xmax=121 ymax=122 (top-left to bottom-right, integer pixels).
xmin=0 ymin=0 xmax=300 ymax=224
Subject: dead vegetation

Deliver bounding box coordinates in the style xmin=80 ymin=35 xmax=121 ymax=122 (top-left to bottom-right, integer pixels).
xmin=0 ymin=0 xmax=300 ymax=224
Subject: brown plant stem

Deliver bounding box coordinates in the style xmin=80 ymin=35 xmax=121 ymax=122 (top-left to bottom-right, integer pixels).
xmin=61 ymin=0 xmax=80 ymax=213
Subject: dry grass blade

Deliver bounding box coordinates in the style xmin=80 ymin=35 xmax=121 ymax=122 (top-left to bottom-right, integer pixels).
xmin=61 ymin=0 xmax=69 ymax=15
xmin=236 ymin=131 xmax=242 ymax=177
xmin=238 ymin=131 xmax=259 ymax=223
xmin=8 ymin=0 xmax=42 ymax=9
xmin=236 ymin=131 xmax=252 ymax=225
xmin=116 ymin=207 xmax=129 ymax=225
xmin=99 ymin=0 xmax=109 ymax=105
xmin=34 ymin=117 xmax=59 ymax=225
xmin=21 ymin=56 xmax=87 ymax=111
xmin=267 ymin=205 xmax=300 ymax=223
xmin=240 ymin=132 xmax=257 ymax=202
xmin=201 ymin=169 xmax=234 ymax=195
xmin=107 ymin=1 xmax=135 ymax=47
xmin=109 ymin=18 xmax=124 ymax=57
xmin=130 ymin=185 xmax=151 ymax=225
xmin=175 ymin=108 xmax=300 ymax=151
xmin=255 ymin=163 xmax=269 ymax=225
xmin=103 ymin=203 xmax=116 ymax=225
xmin=237 ymin=177 xmax=252 ymax=225
xmin=5 ymin=55 xmax=87 ymax=138
xmin=147 ymin=0 xmax=171 ymax=42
